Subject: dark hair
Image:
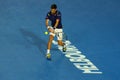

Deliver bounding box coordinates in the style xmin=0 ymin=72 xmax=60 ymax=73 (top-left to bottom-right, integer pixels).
xmin=51 ymin=4 xmax=57 ymax=9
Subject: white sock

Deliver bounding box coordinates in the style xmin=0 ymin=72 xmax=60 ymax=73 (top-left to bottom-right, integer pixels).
xmin=47 ymin=49 xmax=50 ymax=54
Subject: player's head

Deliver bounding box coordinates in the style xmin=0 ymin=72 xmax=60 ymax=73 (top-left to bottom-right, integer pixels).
xmin=50 ymin=4 xmax=57 ymax=14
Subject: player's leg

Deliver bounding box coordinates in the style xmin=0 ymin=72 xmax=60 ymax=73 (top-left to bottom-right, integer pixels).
xmin=58 ymin=40 xmax=66 ymax=52
xmin=58 ymin=40 xmax=64 ymax=46
xmin=46 ymin=32 xmax=55 ymax=59
xmin=56 ymin=29 xmax=66 ymax=52
xmin=47 ymin=35 xmax=54 ymax=52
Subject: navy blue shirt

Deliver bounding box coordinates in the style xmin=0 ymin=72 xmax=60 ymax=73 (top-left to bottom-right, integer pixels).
xmin=46 ymin=10 xmax=62 ymax=29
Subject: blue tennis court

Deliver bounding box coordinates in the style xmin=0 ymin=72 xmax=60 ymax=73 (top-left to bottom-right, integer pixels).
xmin=0 ymin=0 xmax=120 ymax=80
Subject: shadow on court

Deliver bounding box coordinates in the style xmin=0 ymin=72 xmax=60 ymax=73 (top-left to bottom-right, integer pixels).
xmin=19 ymin=28 xmax=47 ymax=56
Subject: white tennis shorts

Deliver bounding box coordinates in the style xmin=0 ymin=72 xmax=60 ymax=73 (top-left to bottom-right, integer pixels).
xmin=49 ymin=28 xmax=63 ymax=40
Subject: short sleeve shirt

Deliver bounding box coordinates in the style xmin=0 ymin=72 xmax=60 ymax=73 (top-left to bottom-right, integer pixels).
xmin=46 ymin=10 xmax=62 ymax=29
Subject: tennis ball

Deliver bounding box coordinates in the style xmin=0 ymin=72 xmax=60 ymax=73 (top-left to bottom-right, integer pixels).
xmin=44 ymin=31 xmax=48 ymax=35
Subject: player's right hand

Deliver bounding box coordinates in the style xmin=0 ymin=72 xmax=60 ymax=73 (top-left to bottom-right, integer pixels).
xmin=48 ymin=27 xmax=54 ymax=33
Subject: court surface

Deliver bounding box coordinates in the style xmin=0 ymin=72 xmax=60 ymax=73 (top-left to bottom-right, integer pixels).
xmin=0 ymin=0 xmax=120 ymax=80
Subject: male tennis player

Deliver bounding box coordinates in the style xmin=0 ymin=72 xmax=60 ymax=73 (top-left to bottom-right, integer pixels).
xmin=45 ymin=4 xmax=66 ymax=59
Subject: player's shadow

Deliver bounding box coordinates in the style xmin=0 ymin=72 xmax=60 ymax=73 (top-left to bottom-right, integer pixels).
xmin=19 ymin=28 xmax=47 ymax=56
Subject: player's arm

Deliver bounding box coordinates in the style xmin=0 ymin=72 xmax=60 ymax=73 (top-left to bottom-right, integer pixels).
xmin=46 ymin=19 xmax=54 ymax=33
xmin=46 ymin=19 xmax=49 ymax=28
xmin=45 ymin=13 xmax=51 ymax=29
xmin=54 ymin=19 xmax=59 ymax=29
